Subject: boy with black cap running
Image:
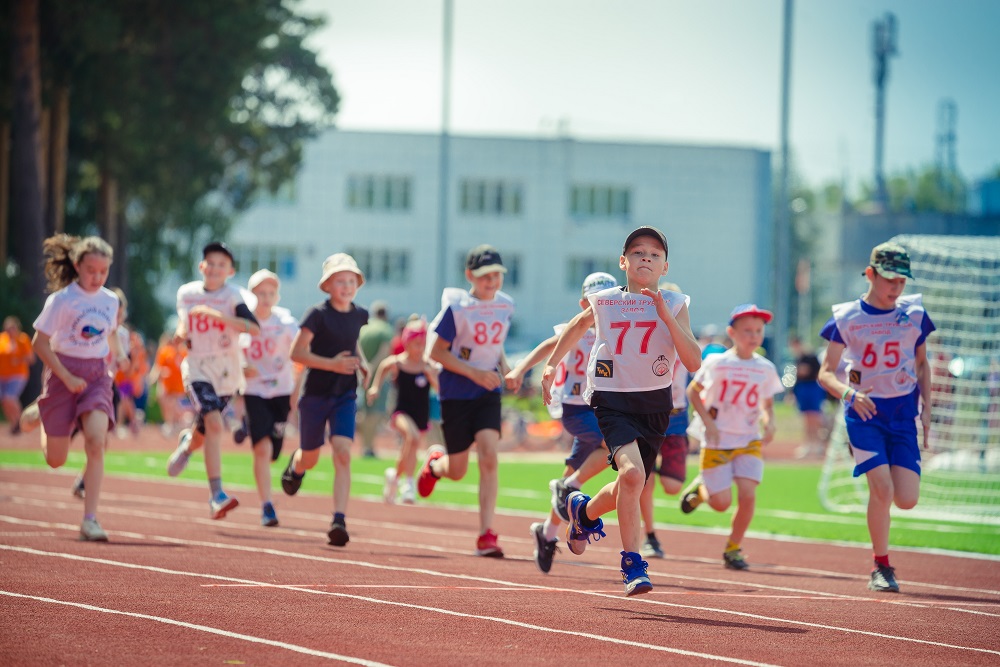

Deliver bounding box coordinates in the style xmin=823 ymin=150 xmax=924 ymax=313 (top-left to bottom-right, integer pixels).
xmin=540 ymin=226 xmax=701 ymax=596
xmin=167 ymin=242 xmax=260 ymax=520
xmin=418 ymin=244 xmax=515 ymax=557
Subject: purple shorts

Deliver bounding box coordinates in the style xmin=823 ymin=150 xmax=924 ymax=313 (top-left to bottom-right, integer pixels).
xmin=39 ymin=354 xmax=115 ymax=436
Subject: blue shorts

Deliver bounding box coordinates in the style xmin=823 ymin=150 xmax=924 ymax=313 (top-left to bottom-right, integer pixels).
xmin=0 ymin=376 xmax=27 ymax=401
xmin=793 ymin=380 xmax=827 ymax=413
xmin=298 ymin=391 xmax=357 ymax=451
xmin=561 ymin=404 xmax=606 ymax=470
xmin=845 ymin=414 xmax=920 ymax=477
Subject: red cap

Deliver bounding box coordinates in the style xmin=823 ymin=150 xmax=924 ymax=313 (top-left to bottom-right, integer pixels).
xmin=728 ymin=303 xmax=773 ymax=325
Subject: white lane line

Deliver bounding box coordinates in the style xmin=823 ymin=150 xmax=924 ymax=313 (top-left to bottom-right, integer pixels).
xmin=0 ymin=546 xmax=780 ymax=667
xmin=3 ymin=532 xmax=1000 ymax=658
xmin=0 ymin=589 xmax=395 ymax=666
xmin=7 ymin=496 xmax=1000 ymax=602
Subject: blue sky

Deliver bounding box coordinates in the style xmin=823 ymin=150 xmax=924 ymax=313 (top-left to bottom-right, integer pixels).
xmin=299 ymin=0 xmax=1000 ymax=195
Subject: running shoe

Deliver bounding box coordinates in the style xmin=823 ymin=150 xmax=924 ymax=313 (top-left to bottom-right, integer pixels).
xmin=261 ymin=502 xmax=279 ymax=527
xmin=417 ymin=445 xmax=446 ymax=498
xmin=79 ymin=518 xmax=108 ymax=542
xmin=167 ymin=429 xmax=193 ymax=477
xmin=565 ymin=490 xmax=605 ymax=555
xmin=399 ymin=478 xmax=416 ymax=504
xmin=680 ymin=475 xmax=703 ymax=514
xmin=383 ymin=467 xmax=398 ymax=504
xmin=868 ymin=562 xmax=900 ymax=592
xmin=621 ymin=550 xmax=653 ymax=596
xmin=71 ymin=476 xmax=85 ymax=500
xmin=327 ymin=518 xmax=350 ymax=546
xmin=233 ymin=416 xmax=249 ymax=445
xmin=210 ymin=492 xmax=239 ymax=520
xmin=723 ymin=548 xmax=750 ymax=571
xmin=642 ymin=534 xmax=665 ymax=559
xmin=19 ymin=401 xmax=41 ymax=434
xmin=549 ymin=478 xmax=572 ymax=522
xmin=281 ymin=452 xmax=304 ymax=496
xmin=530 ymin=522 xmax=558 ymax=573
xmin=474 ymin=529 xmax=504 ymax=558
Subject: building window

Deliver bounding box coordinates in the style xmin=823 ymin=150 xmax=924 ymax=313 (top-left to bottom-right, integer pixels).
xmin=232 ymin=244 xmax=297 ymax=280
xmin=460 ymin=179 xmax=523 ymax=216
xmin=347 ymin=174 xmax=412 ymax=211
xmin=346 ymin=247 xmax=410 ymax=285
xmin=566 ymin=256 xmax=621 ymax=291
xmin=456 ymin=251 xmax=520 ymax=288
xmin=569 ymin=184 xmax=631 ymax=219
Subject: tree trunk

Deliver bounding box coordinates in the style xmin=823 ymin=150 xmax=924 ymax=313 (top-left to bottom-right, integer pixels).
xmin=10 ymin=0 xmax=46 ymax=303
xmin=0 ymin=122 xmax=9 ymax=265
xmin=97 ymin=170 xmax=125 ymax=289
xmin=46 ymin=85 xmax=69 ymax=235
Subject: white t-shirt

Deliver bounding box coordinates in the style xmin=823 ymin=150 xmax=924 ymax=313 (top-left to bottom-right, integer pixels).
xmin=177 ymin=281 xmax=247 ymax=394
xmin=244 ymin=307 xmax=299 ymax=398
xmin=687 ymin=348 xmax=784 ymax=446
xmin=584 ymin=286 xmax=689 ymax=403
xmin=33 ymin=282 xmax=119 ymax=359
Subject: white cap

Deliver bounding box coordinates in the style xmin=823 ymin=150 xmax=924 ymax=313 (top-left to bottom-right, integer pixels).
xmin=581 ymin=272 xmax=618 ymax=297
xmin=248 ymin=269 xmax=279 ymax=291
xmin=318 ymin=253 xmax=365 ymax=289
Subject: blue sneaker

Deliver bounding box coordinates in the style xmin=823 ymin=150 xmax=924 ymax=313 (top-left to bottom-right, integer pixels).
xmin=565 ymin=490 xmax=605 ymax=555
xmin=621 ymin=551 xmax=653 ymax=596
xmin=210 ymin=492 xmax=239 ymax=520
xmin=261 ymin=502 xmax=278 ymax=527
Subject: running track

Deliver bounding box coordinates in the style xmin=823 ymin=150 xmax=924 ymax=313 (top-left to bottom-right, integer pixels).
xmin=1 ymin=467 xmax=998 ymax=666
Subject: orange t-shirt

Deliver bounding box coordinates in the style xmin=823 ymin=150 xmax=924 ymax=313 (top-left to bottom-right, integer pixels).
xmin=155 ymin=343 xmax=186 ymax=395
xmin=0 ymin=331 xmax=32 ymax=379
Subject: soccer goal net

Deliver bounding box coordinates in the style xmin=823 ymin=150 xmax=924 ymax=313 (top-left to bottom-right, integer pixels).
xmin=819 ymin=234 xmax=1000 ymax=525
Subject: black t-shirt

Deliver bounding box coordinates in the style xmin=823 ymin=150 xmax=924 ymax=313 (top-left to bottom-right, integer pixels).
xmin=299 ymin=301 xmax=369 ymax=397
xmin=796 ymin=353 xmax=821 ymax=382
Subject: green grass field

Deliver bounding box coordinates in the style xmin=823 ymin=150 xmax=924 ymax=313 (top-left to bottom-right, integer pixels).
xmin=3 ymin=446 xmax=997 ymax=556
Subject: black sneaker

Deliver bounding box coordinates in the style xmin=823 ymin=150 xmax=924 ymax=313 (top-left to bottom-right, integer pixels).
xmin=327 ymin=518 xmax=349 ymax=546
xmin=530 ymin=522 xmax=558 ymax=574
xmin=868 ymin=563 xmax=899 ymax=592
xmin=642 ymin=534 xmax=664 ymax=559
xmin=549 ymin=478 xmax=572 ymax=522
xmin=281 ymin=453 xmax=304 ymax=496
xmin=233 ymin=416 xmax=249 ymax=445
xmin=723 ymin=548 xmax=750 ymax=570
xmin=680 ymin=476 xmax=703 ymax=514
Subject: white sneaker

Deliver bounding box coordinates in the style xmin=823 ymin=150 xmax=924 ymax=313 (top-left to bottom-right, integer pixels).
xmin=80 ymin=518 xmax=108 ymax=542
xmin=399 ymin=478 xmax=416 ymax=504
xmin=19 ymin=401 xmax=41 ymax=434
xmin=210 ymin=492 xmax=239 ymax=520
xmin=383 ymin=468 xmax=398 ymax=504
xmin=167 ymin=429 xmax=193 ymax=477
xmin=71 ymin=476 xmax=85 ymax=500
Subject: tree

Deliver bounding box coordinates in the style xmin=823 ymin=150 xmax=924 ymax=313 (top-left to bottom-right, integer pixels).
xmin=3 ymin=0 xmax=339 ymax=338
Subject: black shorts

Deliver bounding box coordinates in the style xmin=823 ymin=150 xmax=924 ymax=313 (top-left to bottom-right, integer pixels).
xmin=594 ymin=406 xmax=671 ymax=477
xmin=244 ymin=394 xmax=291 ymax=460
xmin=440 ymin=392 xmax=502 ymax=455
xmin=187 ymin=381 xmax=231 ymax=435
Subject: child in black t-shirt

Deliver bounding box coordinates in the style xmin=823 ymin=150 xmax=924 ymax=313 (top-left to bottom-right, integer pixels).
xmin=281 ymin=253 xmax=370 ymax=547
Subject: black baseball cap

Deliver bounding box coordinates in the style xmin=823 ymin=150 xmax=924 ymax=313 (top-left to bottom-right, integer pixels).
xmin=622 ymin=226 xmax=668 ymax=259
xmin=203 ymin=241 xmax=235 ymax=263
xmin=466 ymin=244 xmax=507 ymax=277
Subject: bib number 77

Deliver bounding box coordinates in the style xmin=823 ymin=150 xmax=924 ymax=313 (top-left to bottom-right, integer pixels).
xmin=610 ymin=320 xmax=657 ymax=354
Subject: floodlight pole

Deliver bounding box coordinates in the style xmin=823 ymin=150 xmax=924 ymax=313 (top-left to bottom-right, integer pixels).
xmin=436 ymin=0 xmax=454 ymax=302
xmin=872 ymin=13 xmax=897 ymax=209
xmin=774 ymin=0 xmax=793 ymax=368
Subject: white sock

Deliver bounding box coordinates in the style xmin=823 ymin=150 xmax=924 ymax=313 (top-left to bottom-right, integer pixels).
xmin=543 ymin=517 xmax=560 ymax=541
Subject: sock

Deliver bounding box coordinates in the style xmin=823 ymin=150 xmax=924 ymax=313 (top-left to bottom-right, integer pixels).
xmin=334 ymin=512 xmax=346 ymax=526
xmin=565 ymin=477 xmax=581 ymax=490
xmin=725 ymin=540 xmax=740 ymax=553
xmin=874 ymin=554 xmax=890 ymax=568
xmin=580 ymin=500 xmax=600 ymax=529
xmin=429 ymin=459 xmax=441 ymax=479
xmin=209 ymin=478 xmax=223 ymax=497
xmin=647 ymin=532 xmax=656 ymax=540
xmin=543 ymin=518 xmax=560 ymax=541
xmin=84 ymin=513 xmax=96 ymax=521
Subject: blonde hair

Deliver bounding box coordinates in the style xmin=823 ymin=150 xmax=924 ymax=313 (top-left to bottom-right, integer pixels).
xmin=43 ymin=234 xmax=114 ymax=292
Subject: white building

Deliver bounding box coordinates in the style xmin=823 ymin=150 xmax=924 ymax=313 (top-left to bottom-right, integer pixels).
xmin=230 ymin=130 xmax=773 ymax=350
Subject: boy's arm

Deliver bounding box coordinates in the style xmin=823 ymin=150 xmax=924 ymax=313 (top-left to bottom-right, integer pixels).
xmin=289 ymin=328 xmax=358 ymax=375
xmin=760 ymin=396 xmax=776 ymax=444
xmin=429 ymin=336 xmax=502 ymax=391
xmin=914 ymin=342 xmax=932 ymax=449
xmin=642 ymin=290 xmax=701 ymax=373
xmin=506 ymin=334 xmax=558 ymax=386
xmin=366 ymin=355 xmax=395 ymax=403
xmin=819 ymin=341 xmax=875 ymax=421
xmin=540 ymin=309 xmax=593 ymax=405
xmin=189 ymin=303 xmax=260 ymax=337
xmin=686 ymin=378 xmax=719 ymax=446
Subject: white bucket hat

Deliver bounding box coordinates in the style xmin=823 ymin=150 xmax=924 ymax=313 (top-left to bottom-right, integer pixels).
xmin=318 ymin=253 xmax=365 ymax=289
xmin=248 ymin=269 xmax=280 ymax=291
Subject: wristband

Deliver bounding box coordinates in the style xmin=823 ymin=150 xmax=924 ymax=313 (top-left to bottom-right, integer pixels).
xmin=244 ymin=320 xmax=250 ymax=333
xmin=841 ymin=388 xmax=851 ymax=401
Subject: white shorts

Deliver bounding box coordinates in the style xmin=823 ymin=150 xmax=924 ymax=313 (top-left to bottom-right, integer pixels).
xmin=182 ymin=354 xmax=244 ymax=397
xmin=699 ymin=439 xmax=764 ymax=496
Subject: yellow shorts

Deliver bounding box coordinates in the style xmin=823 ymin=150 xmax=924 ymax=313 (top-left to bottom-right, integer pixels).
xmin=700 ymin=440 xmax=764 ymax=495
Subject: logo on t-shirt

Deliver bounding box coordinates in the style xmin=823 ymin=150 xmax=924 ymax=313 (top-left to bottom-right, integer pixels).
xmin=596 ymin=360 xmax=613 ymax=378
xmin=651 ymin=354 xmax=670 ymax=377
xmin=708 ymin=406 xmax=719 ymax=419
xmin=459 ymin=347 xmax=472 ymax=361
xmin=81 ymin=325 xmax=104 ymax=339
xmin=849 ymin=369 xmax=862 ymax=385
xmin=571 ymin=382 xmax=581 ymax=396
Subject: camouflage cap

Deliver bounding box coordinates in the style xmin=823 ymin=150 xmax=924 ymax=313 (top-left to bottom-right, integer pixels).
xmin=868 ymin=242 xmax=913 ymax=279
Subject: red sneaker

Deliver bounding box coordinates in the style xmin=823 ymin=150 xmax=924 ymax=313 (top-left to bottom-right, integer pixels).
xmin=417 ymin=445 xmax=446 ymax=498
xmin=475 ymin=529 xmax=504 ymax=558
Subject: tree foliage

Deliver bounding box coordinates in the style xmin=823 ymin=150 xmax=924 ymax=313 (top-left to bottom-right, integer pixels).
xmin=3 ymin=0 xmax=339 ymax=338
